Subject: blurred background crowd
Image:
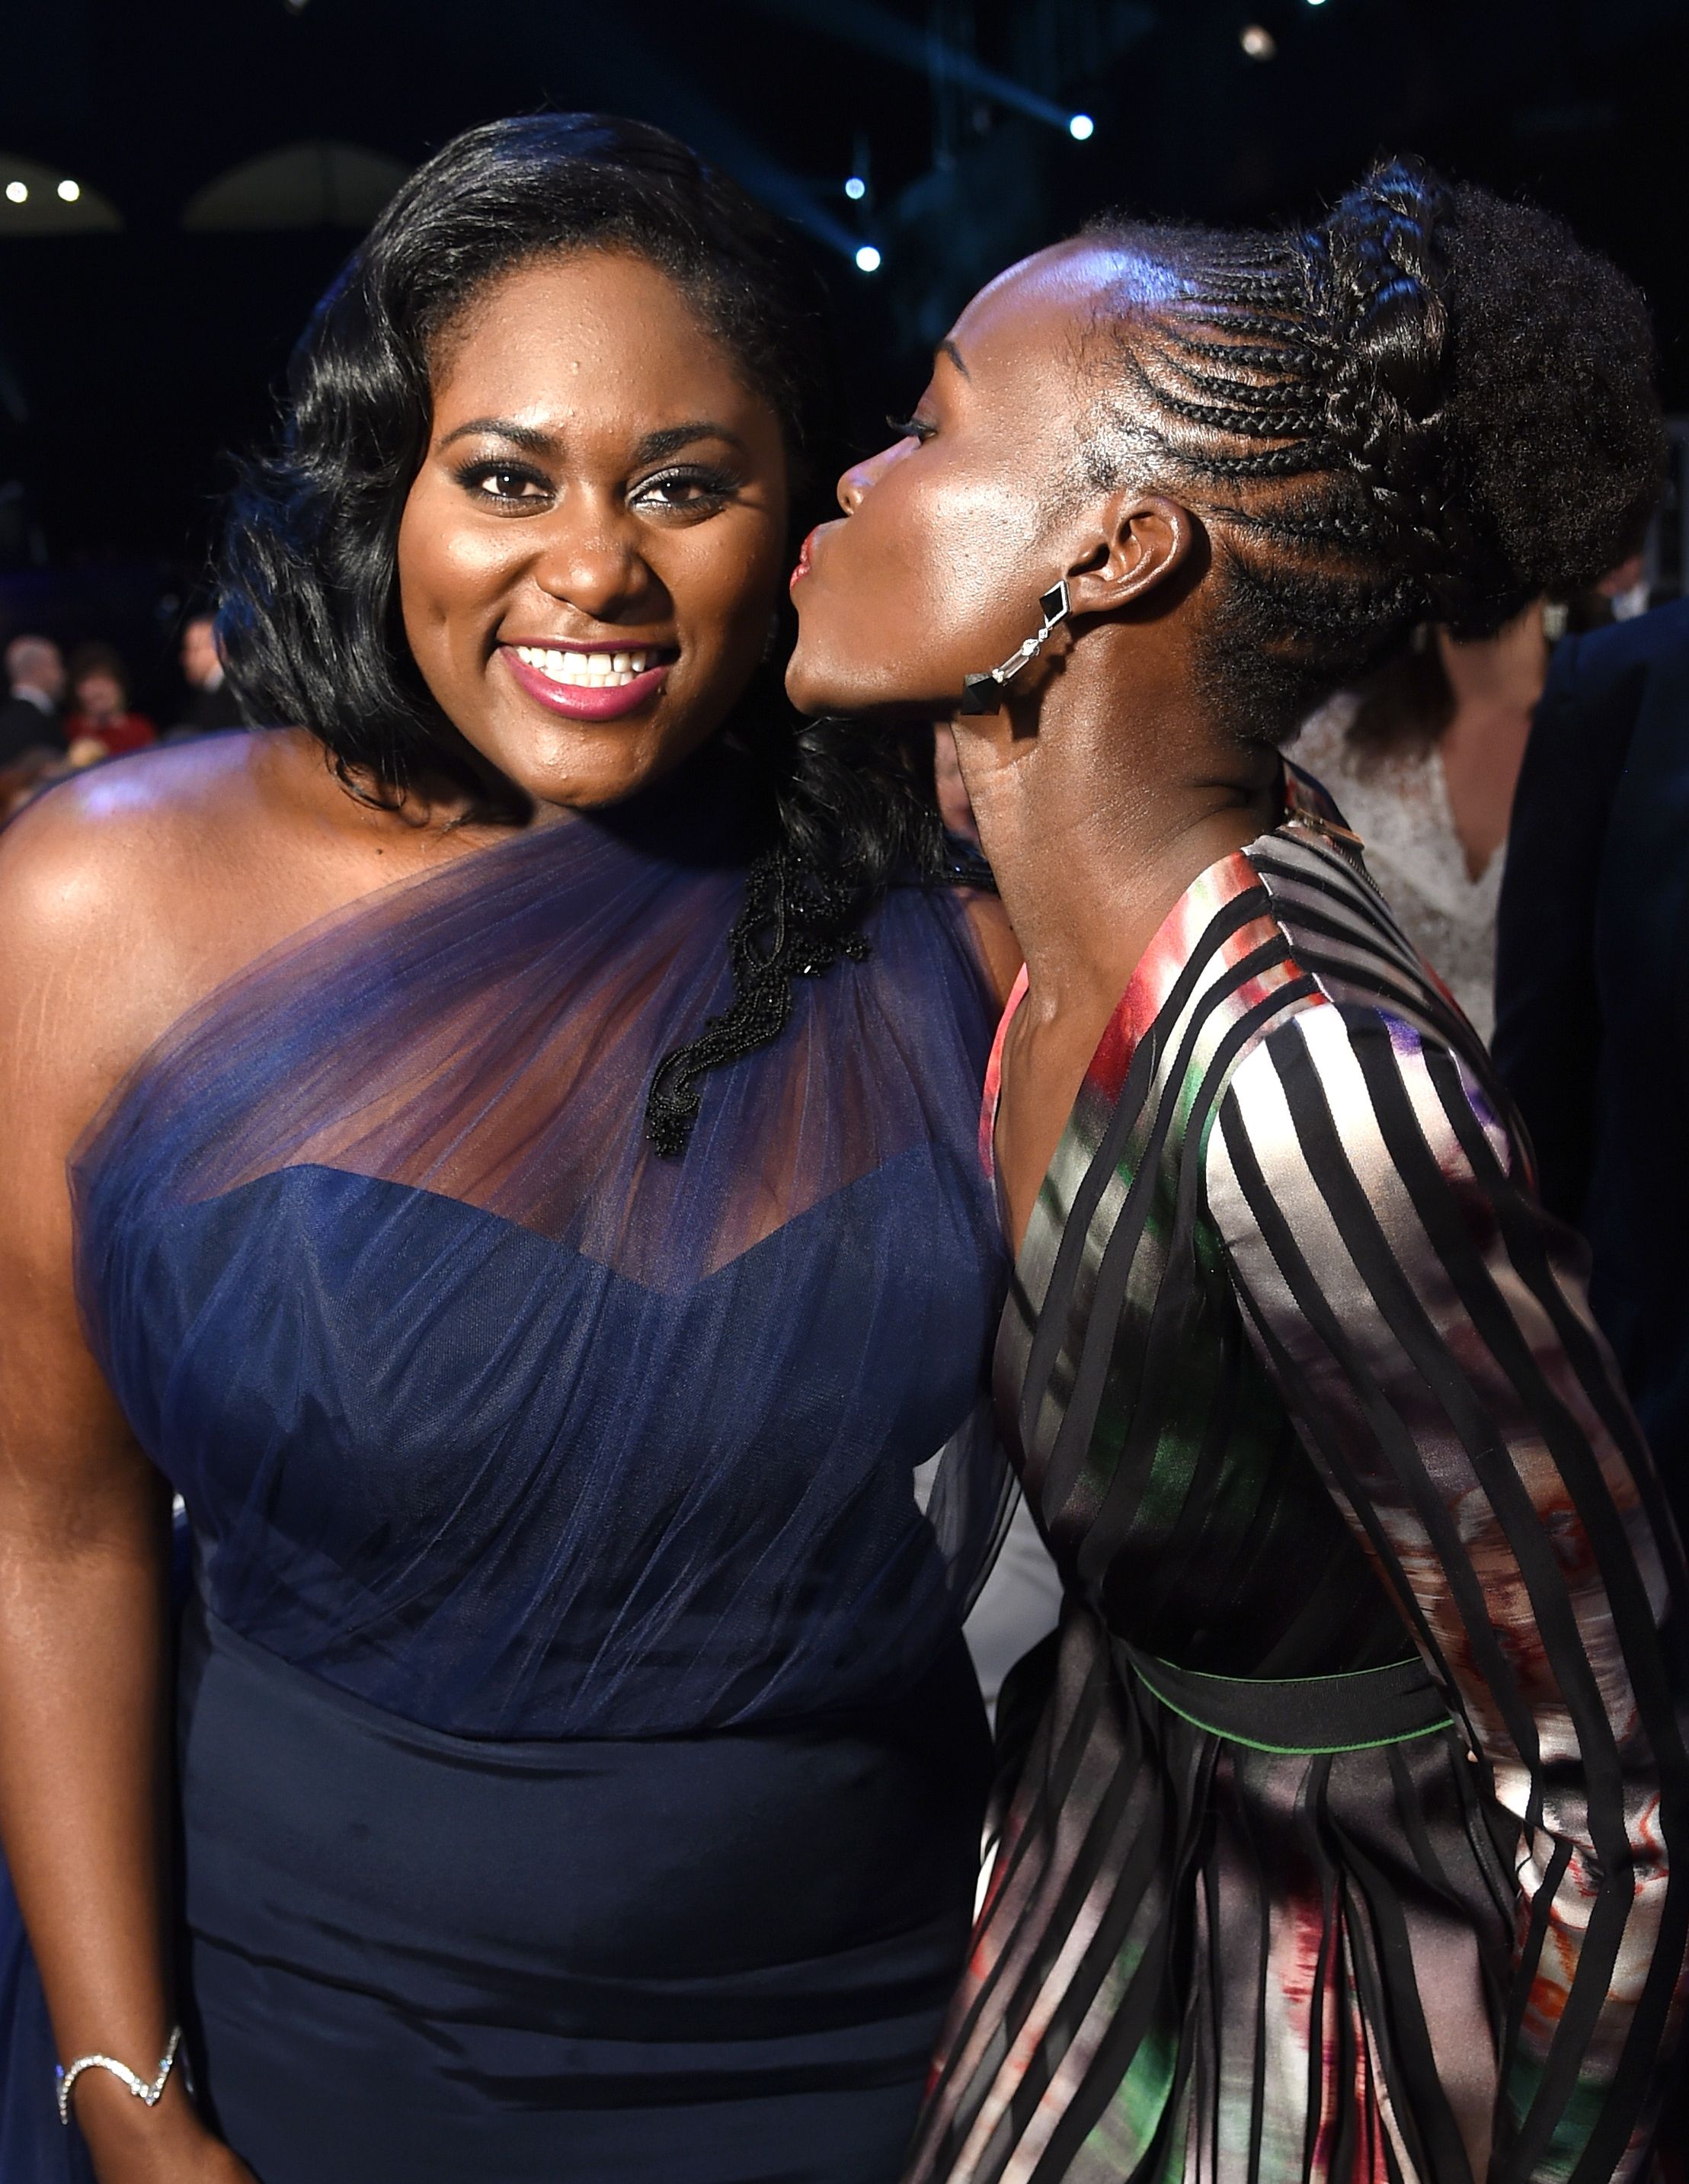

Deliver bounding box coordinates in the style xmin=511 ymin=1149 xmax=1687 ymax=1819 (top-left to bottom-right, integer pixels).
xmin=0 ymin=616 xmax=242 ymax=825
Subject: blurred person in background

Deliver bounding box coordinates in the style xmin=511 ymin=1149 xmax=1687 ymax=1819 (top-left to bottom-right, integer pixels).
xmin=1290 ymin=559 xmax=1651 ymax=1041
xmin=0 ymin=636 xmax=66 ymax=767
xmin=1495 ymin=592 xmax=1689 ymax=1545
xmin=62 ymin=642 xmax=158 ymax=762
xmin=170 ymin=611 xmax=245 ymax=736
xmin=1495 ymin=590 xmax=1689 ymax=2179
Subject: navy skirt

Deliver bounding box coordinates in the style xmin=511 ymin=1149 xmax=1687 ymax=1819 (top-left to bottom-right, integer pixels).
xmin=173 ymin=1603 xmax=990 ymax=2183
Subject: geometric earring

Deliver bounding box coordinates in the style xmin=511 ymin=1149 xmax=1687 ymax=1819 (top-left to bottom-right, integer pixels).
xmin=959 ymin=579 xmax=1072 ymax=715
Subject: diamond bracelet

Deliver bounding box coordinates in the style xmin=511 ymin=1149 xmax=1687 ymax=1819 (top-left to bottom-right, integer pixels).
xmin=56 ymin=2026 xmax=182 ymax=2127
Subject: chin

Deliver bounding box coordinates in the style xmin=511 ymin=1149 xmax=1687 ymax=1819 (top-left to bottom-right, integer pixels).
xmin=786 ymin=658 xmax=946 ymax=725
xmin=475 ymin=723 xmax=654 ymax=813
xmin=782 ymin=658 xmax=830 ymax=719
xmin=785 ymin=647 xmax=879 ymax=720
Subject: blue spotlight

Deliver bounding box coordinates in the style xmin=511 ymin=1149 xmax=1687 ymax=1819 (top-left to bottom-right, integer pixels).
xmin=1068 ymin=113 xmax=1096 ymax=141
xmin=855 ymin=244 xmax=882 ymax=274
xmin=844 ymin=175 xmax=867 ymax=200
xmin=741 ymin=0 xmax=1092 ymax=137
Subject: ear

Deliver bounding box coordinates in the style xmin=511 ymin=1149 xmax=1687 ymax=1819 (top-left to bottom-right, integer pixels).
xmin=1061 ymin=492 xmax=1198 ymax=616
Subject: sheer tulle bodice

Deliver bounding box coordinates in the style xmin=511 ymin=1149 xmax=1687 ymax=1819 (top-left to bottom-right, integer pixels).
xmin=71 ymin=755 xmax=1009 ymax=1738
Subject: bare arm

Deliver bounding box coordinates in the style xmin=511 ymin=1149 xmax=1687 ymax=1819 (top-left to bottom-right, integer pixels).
xmin=0 ymin=797 xmax=252 ymax=2182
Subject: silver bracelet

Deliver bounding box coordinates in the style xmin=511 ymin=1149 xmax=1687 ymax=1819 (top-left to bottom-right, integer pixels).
xmin=56 ymin=2025 xmax=182 ymax=2127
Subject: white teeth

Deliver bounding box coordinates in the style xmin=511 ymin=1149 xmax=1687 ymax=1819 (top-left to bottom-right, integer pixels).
xmin=513 ymin=645 xmax=660 ymax=690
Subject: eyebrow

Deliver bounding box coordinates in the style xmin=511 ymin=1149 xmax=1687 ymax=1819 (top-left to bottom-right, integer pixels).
xmin=434 ymin=417 xmax=749 ymax=461
xmin=437 ymin=416 xmax=556 ymax=453
xmin=937 ymin=338 xmax=971 ymax=381
xmin=635 ymin=421 xmax=747 ymax=462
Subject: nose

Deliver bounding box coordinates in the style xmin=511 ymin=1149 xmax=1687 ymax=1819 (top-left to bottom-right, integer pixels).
xmin=837 ymin=460 xmax=872 ymax=516
xmin=529 ymin=498 xmax=664 ymax=622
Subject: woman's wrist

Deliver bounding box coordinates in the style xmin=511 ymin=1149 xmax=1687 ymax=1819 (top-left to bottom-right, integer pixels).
xmin=72 ymin=2066 xmax=216 ymax=2177
xmin=59 ymin=2024 xmax=182 ymax=2125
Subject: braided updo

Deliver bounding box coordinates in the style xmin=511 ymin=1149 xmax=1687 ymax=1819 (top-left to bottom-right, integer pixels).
xmin=1082 ymin=156 xmax=1663 ymax=743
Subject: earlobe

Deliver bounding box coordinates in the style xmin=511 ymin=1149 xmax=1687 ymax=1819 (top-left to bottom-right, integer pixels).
xmin=1065 ymin=493 xmax=1198 ymax=616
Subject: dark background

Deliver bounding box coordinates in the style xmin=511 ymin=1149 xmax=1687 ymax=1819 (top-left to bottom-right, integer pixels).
xmin=2 ymin=0 xmax=1685 ymax=714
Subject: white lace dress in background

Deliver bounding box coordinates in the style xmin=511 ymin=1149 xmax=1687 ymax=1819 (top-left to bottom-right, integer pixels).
xmin=1289 ymin=693 xmax=1502 ymax=1041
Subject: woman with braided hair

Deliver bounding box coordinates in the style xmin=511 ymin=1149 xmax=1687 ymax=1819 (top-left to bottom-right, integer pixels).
xmin=0 ymin=115 xmax=1024 ymax=2184
xmin=788 ymin=157 xmax=1687 ymax=2181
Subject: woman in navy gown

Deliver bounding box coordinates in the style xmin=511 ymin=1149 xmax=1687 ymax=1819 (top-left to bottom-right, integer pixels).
xmin=0 ymin=118 xmax=1014 ymax=2184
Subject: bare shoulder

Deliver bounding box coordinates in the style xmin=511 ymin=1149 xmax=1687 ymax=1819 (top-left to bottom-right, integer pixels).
xmin=0 ymin=732 xmax=329 ymax=1116
xmin=2 ymin=731 xmax=291 ymax=903
xmin=0 ymin=728 xmax=350 ymax=943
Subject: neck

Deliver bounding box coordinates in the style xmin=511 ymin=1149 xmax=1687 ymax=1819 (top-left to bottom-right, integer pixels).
xmin=1435 ymin=604 xmax=1547 ymax=714
xmin=952 ymin=650 xmax=1279 ymax=1026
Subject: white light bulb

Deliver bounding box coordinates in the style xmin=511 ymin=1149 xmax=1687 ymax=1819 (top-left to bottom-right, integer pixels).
xmin=5 ymin=181 xmax=27 ymax=204
xmin=1068 ymin=113 xmax=1095 ymax=141
xmin=855 ymin=245 xmax=882 ymax=274
xmin=844 ymin=176 xmax=867 ymax=202
xmin=57 ymin=178 xmax=80 ymax=202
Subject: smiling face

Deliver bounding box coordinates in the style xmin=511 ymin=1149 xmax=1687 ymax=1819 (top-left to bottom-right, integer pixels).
xmin=398 ymin=250 xmax=790 ymax=812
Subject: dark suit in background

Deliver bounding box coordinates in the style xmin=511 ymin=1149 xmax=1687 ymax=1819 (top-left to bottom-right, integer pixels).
xmin=171 ymin=679 xmax=245 ymax=735
xmin=1494 ymin=598 xmax=1689 ymax=1539
xmin=0 ymin=693 xmax=63 ymax=767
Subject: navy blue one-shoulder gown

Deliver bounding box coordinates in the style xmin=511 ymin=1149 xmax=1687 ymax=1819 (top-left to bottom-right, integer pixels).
xmin=0 ymin=751 xmax=1007 ymax=2183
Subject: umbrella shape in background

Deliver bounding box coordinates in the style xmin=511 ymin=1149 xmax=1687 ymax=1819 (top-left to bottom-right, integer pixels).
xmin=0 ymin=155 xmax=121 ymax=235
xmin=182 ymin=141 xmax=408 ymax=232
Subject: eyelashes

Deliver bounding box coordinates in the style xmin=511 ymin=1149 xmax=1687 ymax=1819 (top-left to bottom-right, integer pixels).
xmin=453 ymin=459 xmax=550 ymax=504
xmin=449 ymin=458 xmax=741 ymax=514
xmin=886 ymin=413 xmax=936 ymax=444
xmin=632 ymin=466 xmax=739 ymax=511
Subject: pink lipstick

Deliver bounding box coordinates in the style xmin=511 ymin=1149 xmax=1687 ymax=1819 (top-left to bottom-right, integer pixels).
xmin=789 ymin=527 xmax=820 ymax=591
xmin=497 ymin=639 xmax=674 ymax=723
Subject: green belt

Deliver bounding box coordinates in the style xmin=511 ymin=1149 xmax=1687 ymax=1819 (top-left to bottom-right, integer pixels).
xmin=1118 ymin=1640 xmax=1453 ymax=1756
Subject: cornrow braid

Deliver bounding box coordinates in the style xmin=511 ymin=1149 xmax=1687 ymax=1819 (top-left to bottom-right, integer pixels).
xmin=1081 ymin=155 xmax=1663 ymax=744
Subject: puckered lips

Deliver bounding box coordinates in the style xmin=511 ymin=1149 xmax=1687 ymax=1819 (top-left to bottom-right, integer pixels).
xmin=789 ymin=526 xmax=821 ymax=592
xmin=497 ymin=635 xmax=677 ymax=722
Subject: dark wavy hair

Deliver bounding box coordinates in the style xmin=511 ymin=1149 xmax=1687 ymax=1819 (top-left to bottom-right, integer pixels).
xmin=217 ymin=113 xmax=959 ymax=1153
xmin=1082 ymin=155 xmax=1664 ymax=744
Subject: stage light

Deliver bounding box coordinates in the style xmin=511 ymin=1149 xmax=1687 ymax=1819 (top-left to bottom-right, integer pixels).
xmin=56 ymin=178 xmax=80 ymax=203
xmin=855 ymin=244 xmax=882 ymax=273
xmin=1068 ymin=113 xmax=1096 ymax=141
xmin=4 ymin=181 xmax=27 ymax=204
xmin=844 ymin=176 xmax=867 ymax=201
xmin=1307 ymin=0 xmax=1327 ymax=8
xmin=746 ymin=0 xmax=1107 ymax=139
xmin=1241 ymin=24 xmax=1276 ymax=57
